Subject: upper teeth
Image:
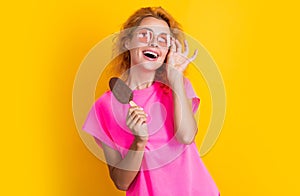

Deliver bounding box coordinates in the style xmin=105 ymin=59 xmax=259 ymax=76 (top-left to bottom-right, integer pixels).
xmin=144 ymin=51 xmax=158 ymax=58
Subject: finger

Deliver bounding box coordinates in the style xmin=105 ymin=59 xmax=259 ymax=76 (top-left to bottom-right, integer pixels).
xmin=188 ymin=49 xmax=198 ymax=62
xmin=181 ymin=50 xmax=198 ymax=71
xmin=127 ymin=122 xmax=134 ymax=130
xmin=131 ymin=109 xmax=147 ymax=119
xmin=128 ymin=106 xmax=143 ymax=116
xmin=181 ymin=61 xmax=189 ymax=72
xmin=128 ymin=106 xmax=140 ymax=113
xmin=179 ymin=52 xmax=195 ymax=71
xmin=183 ymin=40 xmax=189 ymax=56
xmin=126 ymin=117 xmax=134 ymax=129
xmin=129 ymin=115 xmax=147 ymax=131
xmin=127 ymin=115 xmax=140 ymax=131
xmin=175 ymin=39 xmax=182 ymax=53
xmin=131 ymin=113 xmax=147 ymax=123
xmin=126 ymin=113 xmax=136 ymax=126
xmin=127 ymin=108 xmax=135 ymax=121
xmin=137 ymin=117 xmax=146 ymax=126
xmin=166 ymin=38 xmax=176 ymax=68
xmin=131 ymin=114 xmax=140 ymax=125
xmin=169 ymin=38 xmax=176 ymax=53
xmin=127 ymin=107 xmax=144 ymax=124
xmin=130 ymin=108 xmax=147 ymax=121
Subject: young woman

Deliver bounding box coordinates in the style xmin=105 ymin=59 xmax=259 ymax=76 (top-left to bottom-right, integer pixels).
xmin=83 ymin=7 xmax=220 ymax=196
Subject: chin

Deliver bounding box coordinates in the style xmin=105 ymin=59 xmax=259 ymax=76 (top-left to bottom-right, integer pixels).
xmin=142 ymin=61 xmax=163 ymax=71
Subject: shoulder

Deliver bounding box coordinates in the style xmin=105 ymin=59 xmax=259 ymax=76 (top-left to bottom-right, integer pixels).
xmin=94 ymin=90 xmax=113 ymax=109
xmin=183 ymin=77 xmax=196 ymax=93
xmin=183 ymin=77 xmax=193 ymax=86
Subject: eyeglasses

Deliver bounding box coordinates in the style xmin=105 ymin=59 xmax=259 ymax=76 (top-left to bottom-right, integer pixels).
xmin=135 ymin=28 xmax=171 ymax=48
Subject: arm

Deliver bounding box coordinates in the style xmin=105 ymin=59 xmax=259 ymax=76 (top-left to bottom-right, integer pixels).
xmin=166 ymin=39 xmax=199 ymax=144
xmin=102 ymin=138 xmax=146 ymax=191
xmin=172 ymin=77 xmax=198 ymax=144
xmin=102 ymin=105 xmax=148 ymax=191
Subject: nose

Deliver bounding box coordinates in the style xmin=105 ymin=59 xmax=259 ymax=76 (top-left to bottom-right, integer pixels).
xmin=149 ymin=42 xmax=158 ymax=47
xmin=149 ymin=35 xmax=159 ymax=47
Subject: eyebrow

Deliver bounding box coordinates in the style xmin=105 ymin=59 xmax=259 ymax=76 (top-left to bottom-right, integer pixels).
xmin=136 ymin=27 xmax=170 ymax=35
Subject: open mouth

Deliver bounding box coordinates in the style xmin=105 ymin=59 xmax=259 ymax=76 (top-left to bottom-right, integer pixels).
xmin=143 ymin=50 xmax=159 ymax=60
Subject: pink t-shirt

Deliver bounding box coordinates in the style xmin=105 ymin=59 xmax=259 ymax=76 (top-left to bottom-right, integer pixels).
xmin=82 ymin=78 xmax=220 ymax=196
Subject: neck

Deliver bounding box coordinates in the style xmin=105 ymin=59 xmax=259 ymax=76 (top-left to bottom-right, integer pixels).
xmin=126 ymin=67 xmax=156 ymax=90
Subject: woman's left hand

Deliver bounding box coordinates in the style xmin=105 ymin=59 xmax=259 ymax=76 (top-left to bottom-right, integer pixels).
xmin=165 ymin=39 xmax=198 ymax=87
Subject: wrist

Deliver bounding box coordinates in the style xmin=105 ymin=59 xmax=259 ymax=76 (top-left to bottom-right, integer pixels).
xmin=169 ymin=76 xmax=184 ymax=90
xmin=133 ymin=137 xmax=147 ymax=149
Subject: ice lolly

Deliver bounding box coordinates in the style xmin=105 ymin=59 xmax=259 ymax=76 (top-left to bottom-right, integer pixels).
xmin=109 ymin=77 xmax=137 ymax=107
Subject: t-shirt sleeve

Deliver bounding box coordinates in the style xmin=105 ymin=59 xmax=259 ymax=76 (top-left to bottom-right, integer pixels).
xmin=184 ymin=78 xmax=200 ymax=113
xmin=82 ymin=101 xmax=117 ymax=150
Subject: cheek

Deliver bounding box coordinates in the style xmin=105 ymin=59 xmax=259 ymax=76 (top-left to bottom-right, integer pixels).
xmin=160 ymin=49 xmax=169 ymax=60
xmin=129 ymin=49 xmax=139 ymax=59
xmin=127 ymin=37 xmax=145 ymax=49
xmin=129 ymin=48 xmax=144 ymax=63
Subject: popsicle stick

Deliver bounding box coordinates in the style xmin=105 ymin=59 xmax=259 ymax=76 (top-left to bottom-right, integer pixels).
xmin=129 ymin=100 xmax=138 ymax=107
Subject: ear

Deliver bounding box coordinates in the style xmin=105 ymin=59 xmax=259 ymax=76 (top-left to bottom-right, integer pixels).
xmin=124 ymin=39 xmax=130 ymax=49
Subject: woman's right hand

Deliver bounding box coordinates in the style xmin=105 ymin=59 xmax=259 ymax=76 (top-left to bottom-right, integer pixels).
xmin=126 ymin=106 xmax=148 ymax=144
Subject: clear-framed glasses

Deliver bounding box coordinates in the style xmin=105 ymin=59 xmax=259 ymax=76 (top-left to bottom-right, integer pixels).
xmin=135 ymin=28 xmax=171 ymax=48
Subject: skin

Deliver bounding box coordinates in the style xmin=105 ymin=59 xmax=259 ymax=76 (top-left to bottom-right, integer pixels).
xmin=102 ymin=17 xmax=198 ymax=191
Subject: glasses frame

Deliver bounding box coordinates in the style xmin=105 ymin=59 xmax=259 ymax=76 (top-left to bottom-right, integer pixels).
xmin=134 ymin=27 xmax=172 ymax=48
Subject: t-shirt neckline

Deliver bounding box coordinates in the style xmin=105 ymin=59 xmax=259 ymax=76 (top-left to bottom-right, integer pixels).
xmin=132 ymin=81 xmax=158 ymax=95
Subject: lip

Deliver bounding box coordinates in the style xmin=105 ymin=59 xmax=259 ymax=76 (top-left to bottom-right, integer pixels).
xmin=142 ymin=48 xmax=160 ymax=61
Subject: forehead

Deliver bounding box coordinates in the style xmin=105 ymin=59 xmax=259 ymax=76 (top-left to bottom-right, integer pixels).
xmin=138 ymin=17 xmax=170 ymax=34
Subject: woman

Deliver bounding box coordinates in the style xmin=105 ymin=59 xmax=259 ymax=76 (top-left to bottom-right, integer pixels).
xmin=83 ymin=7 xmax=220 ymax=196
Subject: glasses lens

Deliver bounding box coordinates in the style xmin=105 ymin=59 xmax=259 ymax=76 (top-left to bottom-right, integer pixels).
xmin=157 ymin=33 xmax=170 ymax=47
xmin=137 ymin=29 xmax=152 ymax=43
xmin=136 ymin=28 xmax=171 ymax=48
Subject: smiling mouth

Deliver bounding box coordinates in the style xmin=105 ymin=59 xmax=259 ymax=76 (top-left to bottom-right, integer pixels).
xmin=143 ymin=50 xmax=159 ymax=60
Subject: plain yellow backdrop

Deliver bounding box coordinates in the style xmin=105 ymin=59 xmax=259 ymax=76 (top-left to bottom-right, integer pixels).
xmin=4 ymin=0 xmax=300 ymax=195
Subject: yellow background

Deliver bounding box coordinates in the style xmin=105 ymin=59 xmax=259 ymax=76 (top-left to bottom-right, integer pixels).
xmin=4 ymin=0 xmax=299 ymax=195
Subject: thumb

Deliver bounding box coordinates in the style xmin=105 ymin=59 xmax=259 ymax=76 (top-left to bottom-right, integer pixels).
xmin=166 ymin=49 xmax=174 ymax=66
xmin=166 ymin=39 xmax=176 ymax=65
